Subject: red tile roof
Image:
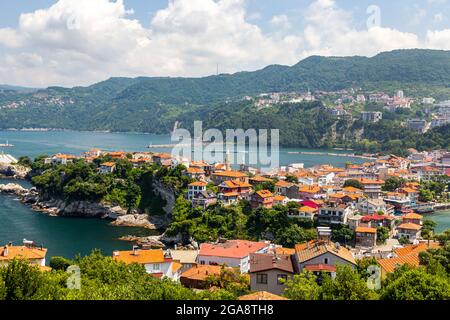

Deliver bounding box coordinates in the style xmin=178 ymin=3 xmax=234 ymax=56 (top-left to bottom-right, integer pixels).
xmin=199 ymin=240 xmax=269 ymax=259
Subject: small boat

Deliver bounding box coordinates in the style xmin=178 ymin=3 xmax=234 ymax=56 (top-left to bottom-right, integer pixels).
xmin=0 ymin=140 xmax=14 ymax=147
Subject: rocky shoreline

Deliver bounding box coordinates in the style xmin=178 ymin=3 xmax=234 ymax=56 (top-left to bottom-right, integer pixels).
xmin=0 ymin=164 xmax=31 ymax=179
xmin=0 ymin=182 xmax=196 ymax=248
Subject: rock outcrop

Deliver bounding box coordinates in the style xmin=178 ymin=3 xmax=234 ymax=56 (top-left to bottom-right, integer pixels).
xmin=0 ymin=164 xmax=31 ymax=179
xmin=0 ymin=183 xmax=28 ymax=196
xmin=111 ymin=214 xmax=156 ymax=229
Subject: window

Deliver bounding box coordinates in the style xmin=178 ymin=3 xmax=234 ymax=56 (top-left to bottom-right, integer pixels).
xmin=200 ymin=261 xmax=205 ymax=265
xmin=277 ymin=274 xmax=288 ymax=285
xmin=257 ymin=274 xmax=268 ymax=284
xmin=324 ymin=258 xmax=329 ymax=265
xmin=153 ymin=263 xmax=161 ymax=271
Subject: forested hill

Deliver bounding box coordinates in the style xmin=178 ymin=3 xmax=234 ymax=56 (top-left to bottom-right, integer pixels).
xmin=0 ymin=49 xmax=450 ymax=154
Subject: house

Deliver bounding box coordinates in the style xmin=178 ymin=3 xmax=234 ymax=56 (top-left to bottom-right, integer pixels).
xmin=377 ymin=242 xmax=441 ymax=278
xmin=187 ymin=181 xmax=208 ymax=200
xmin=294 ymin=240 xmax=356 ymax=276
xmin=152 ymin=153 xmax=173 ymax=166
xmin=396 ymin=223 xmax=422 ymax=242
xmin=171 ymin=250 xmax=199 ymax=273
xmin=180 ymin=265 xmax=224 ymax=289
xmin=218 ymin=192 xmax=240 ymax=205
xmin=211 ymin=171 xmax=248 ymax=185
xmin=192 ymin=190 xmax=218 ymax=209
xmin=273 ymin=195 xmax=288 ymax=206
xmin=45 ymin=154 xmax=77 ymax=165
xmin=113 ymin=248 xmax=182 ymax=281
xmin=361 ymin=111 xmax=383 ymax=123
xmin=402 ymin=212 xmax=423 ymax=226
xmin=317 ymin=202 xmax=354 ymax=225
xmin=99 ymin=162 xmax=116 ymax=174
xmin=197 ymin=240 xmax=270 ymax=273
xmin=249 ymin=176 xmax=272 ymax=186
xmin=289 ymin=206 xmax=318 ymax=220
xmin=358 ymin=179 xmax=384 ymax=199
xmin=298 ymin=185 xmax=322 ymax=200
xmin=360 ymin=215 xmax=395 ymax=229
xmin=239 ymin=291 xmax=289 ymax=301
xmin=184 ymin=167 xmax=206 ymax=180
xmin=0 ymin=242 xmax=47 ymax=267
xmin=275 ymin=180 xmax=293 ymax=196
xmin=251 ymin=190 xmax=274 ymax=209
xmin=190 ymin=161 xmax=212 ymax=176
xmin=249 ymin=253 xmax=295 ymax=296
xmin=357 ymin=198 xmax=388 ymax=215
xmin=355 ymin=227 xmax=377 ymax=248
xmin=107 ymin=151 xmax=127 ymax=160
xmin=399 ymin=188 xmax=419 ymax=204
xmin=218 ymin=180 xmax=253 ymax=198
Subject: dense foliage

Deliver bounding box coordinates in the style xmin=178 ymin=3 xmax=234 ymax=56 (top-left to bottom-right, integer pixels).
xmin=166 ymin=197 xmax=317 ymax=247
xmin=30 ymin=157 xmax=191 ymax=215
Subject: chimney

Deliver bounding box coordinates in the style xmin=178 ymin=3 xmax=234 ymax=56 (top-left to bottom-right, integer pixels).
xmin=133 ymin=246 xmax=140 ymax=256
xmin=3 ymin=246 xmax=8 ymax=257
xmin=113 ymin=251 xmax=120 ymax=257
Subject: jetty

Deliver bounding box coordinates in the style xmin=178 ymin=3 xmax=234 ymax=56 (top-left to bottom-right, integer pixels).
xmin=286 ymin=151 xmax=377 ymax=160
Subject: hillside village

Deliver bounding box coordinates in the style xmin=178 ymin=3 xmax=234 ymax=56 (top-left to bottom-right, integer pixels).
xmin=247 ymin=88 xmax=450 ymax=133
xmin=2 ymin=143 xmax=449 ymax=299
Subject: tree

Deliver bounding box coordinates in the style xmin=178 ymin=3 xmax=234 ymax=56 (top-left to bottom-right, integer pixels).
xmin=343 ymin=179 xmax=364 ymax=190
xmin=17 ymin=156 xmax=32 ymax=167
xmin=380 ymin=267 xmax=450 ymax=300
xmin=356 ymin=257 xmax=379 ymax=280
xmin=0 ymin=259 xmax=45 ymax=300
xmin=321 ymin=265 xmax=378 ymax=300
xmin=382 ymin=177 xmax=404 ymax=192
xmin=124 ymin=181 xmax=141 ymax=213
xmin=331 ymin=225 xmax=355 ymax=245
xmin=377 ymin=227 xmax=390 ymax=245
xmin=49 ymin=256 xmax=74 ymax=271
xmin=277 ymin=224 xmax=316 ymax=248
xmin=419 ymin=189 xmax=433 ymax=202
xmin=285 ymin=175 xmax=299 ymax=184
xmin=421 ymin=219 xmax=437 ymax=240
xmin=283 ymin=271 xmax=321 ymax=300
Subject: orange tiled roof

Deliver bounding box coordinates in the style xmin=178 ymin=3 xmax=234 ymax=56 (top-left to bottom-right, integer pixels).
xmin=356 ymin=227 xmax=377 ymax=234
xmin=299 ymin=206 xmax=318 ymax=213
xmin=274 ymin=195 xmax=286 ymax=202
xmin=0 ymin=245 xmax=47 ymax=261
xmin=275 ymin=247 xmax=296 ymax=255
xmin=213 ymin=171 xmax=247 ymax=178
xmin=189 ymin=181 xmax=208 ymax=187
xmin=397 ymin=223 xmax=422 ymax=231
xmin=299 ymin=185 xmax=321 ymax=194
xmin=250 ymin=176 xmax=271 ymax=182
xmin=358 ymin=178 xmax=385 ymax=185
xmin=378 ymin=255 xmax=420 ymax=274
xmin=181 ymin=265 xmax=223 ymax=281
xmin=256 ymin=190 xmax=274 ymax=198
xmin=113 ymin=249 xmax=166 ymax=264
xmin=199 ymin=240 xmax=269 ymax=259
xmin=394 ymin=242 xmax=441 ymax=257
xmin=403 ymin=213 xmax=423 ymax=220
xmin=295 ymin=241 xmax=356 ymax=265
xmin=101 ymin=162 xmax=115 ymax=167
xmin=275 ymin=180 xmax=293 ymax=187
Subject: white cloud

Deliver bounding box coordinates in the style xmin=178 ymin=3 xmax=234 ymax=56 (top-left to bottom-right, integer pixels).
xmin=0 ymin=0 xmax=449 ymax=88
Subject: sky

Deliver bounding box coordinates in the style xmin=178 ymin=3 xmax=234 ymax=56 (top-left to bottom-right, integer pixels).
xmin=0 ymin=0 xmax=450 ymax=88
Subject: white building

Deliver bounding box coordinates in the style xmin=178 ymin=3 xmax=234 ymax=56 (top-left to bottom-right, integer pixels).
xmin=197 ymin=240 xmax=270 ymax=273
xmin=113 ymin=248 xmax=182 ymax=281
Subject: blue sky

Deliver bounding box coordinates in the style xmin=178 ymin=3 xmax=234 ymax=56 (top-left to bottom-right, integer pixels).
xmin=0 ymin=0 xmax=450 ymax=87
xmin=2 ymin=0 xmax=449 ymax=34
